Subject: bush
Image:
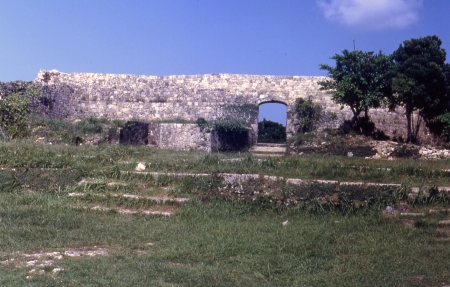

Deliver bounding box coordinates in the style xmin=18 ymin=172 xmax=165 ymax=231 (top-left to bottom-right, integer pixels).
xmin=293 ymin=97 xmax=322 ymax=133
xmin=258 ymin=119 xmax=286 ymax=143
xmin=33 ymin=116 xmax=105 ymax=144
xmin=196 ymin=117 xmax=209 ymax=130
xmin=437 ymin=113 xmax=450 ymax=147
xmin=0 ymin=86 xmax=39 ymax=138
xmin=214 ymin=120 xmax=249 ymax=151
xmin=119 ymin=121 xmax=149 ymax=145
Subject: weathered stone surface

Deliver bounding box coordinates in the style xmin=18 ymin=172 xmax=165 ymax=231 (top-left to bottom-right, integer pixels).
xmin=149 ymin=123 xmax=212 ymax=152
xmin=33 ymin=70 xmax=440 ymax=150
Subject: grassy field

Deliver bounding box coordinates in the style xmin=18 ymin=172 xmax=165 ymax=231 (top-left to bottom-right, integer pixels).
xmin=1 ymin=140 xmax=450 ymax=286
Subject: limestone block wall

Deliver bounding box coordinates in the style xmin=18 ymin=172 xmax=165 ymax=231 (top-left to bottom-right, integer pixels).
xmin=148 ymin=123 xmax=212 ymax=152
xmin=33 ymin=69 xmax=437 ymax=146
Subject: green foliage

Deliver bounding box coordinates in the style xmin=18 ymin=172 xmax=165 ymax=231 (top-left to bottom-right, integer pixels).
xmin=258 ymin=119 xmax=286 ymax=143
xmin=196 ymin=117 xmax=209 ymax=130
xmin=120 ymin=121 xmax=149 ymax=145
xmin=293 ymin=97 xmax=322 ymax=133
xmin=213 ymin=120 xmax=249 ymax=151
xmin=0 ymin=87 xmax=39 ymax=138
xmin=389 ymin=35 xmax=448 ymax=142
xmin=36 ymin=117 xmax=105 ymax=144
xmin=437 ymin=112 xmax=450 ymax=147
xmin=319 ymin=50 xmax=392 ymax=124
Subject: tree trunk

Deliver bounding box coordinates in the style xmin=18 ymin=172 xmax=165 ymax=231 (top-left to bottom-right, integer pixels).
xmin=413 ymin=114 xmax=422 ymax=142
xmin=350 ymin=107 xmax=358 ymax=125
xmin=406 ymin=109 xmax=413 ymax=143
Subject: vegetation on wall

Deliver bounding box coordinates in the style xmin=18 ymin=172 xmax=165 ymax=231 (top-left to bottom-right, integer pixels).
xmin=258 ymin=119 xmax=286 ymax=143
xmin=292 ymin=97 xmax=322 ymax=133
xmin=29 ymin=116 xmax=116 ymax=145
xmin=0 ymin=84 xmax=40 ymax=138
xmin=120 ymin=121 xmax=149 ymax=145
xmin=196 ymin=117 xmax=209 ymax=130
xmin=213 ymin=119 xmax=249 ymax=151
xmin=197 ymin=117 xmax=250 ymax=151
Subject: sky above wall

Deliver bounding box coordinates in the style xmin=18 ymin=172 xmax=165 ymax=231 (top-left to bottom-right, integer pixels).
xmin=1 ymin=0 xmax=449 ymax=82
xmin=1 ymin=0 xmax=449 ymax=124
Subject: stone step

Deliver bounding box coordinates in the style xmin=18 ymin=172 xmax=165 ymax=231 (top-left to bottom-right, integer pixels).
xmin=68 ymin=192 xmax=189 ymax=204
xmin=254 ymin=143 xmax=287 ymax=148
xmin=85 ymin=205 xmax=174 ymax=216
xmin=438 ymin=227 xmax=450 ymax=234
xmin=400 ymin=212 xmax=425 ymax=216
xmin=250 ymin=153 xmax=285 ymax=157
xmin=248 ymin=145 xmax=286 ymax=154
xmin=429 ymin=209 xmax=450 ymax=214
xmin=78 ymin=178 xmax=128 ymax=186
xmin=435 ymin=237 xmax=450 ymax=241
xmin=439 ymin=220 xmax=450 ymax=226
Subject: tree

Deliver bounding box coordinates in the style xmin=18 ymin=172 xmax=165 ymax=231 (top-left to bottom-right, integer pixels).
xmin=445 ymin=63 xmax=450 ymax=97
xmin=258 ymin=119 xmax=286 ymax=143
xmin=318 ymin=50 xmax=392 ymax=127
xmin=389 ymin=35 xmax=448 ymax=142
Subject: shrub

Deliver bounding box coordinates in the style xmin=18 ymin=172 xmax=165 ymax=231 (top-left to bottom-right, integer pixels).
xmin=293 ymin=97 xmax=322 ymax=133
xmin=437 ymin=113 xmax=450 ymax=147
xmin=213 ymin=120 xmax=249 ymax=151
xmin=258 ymin=119 xmax=286 ymax=143
xmin=0 ymin=87 xmax=39 ymax=138
xmin=196 ymin=117 xmax=209 ymax=130
xmin=119 ymin=121 xmax=149 ymax=145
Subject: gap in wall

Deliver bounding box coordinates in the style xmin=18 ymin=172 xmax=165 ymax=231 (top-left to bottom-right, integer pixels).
xmin=258 ymin=102 xmax=287 ymax=126
xmin=258 ymin=102 xmax=287 ymax=144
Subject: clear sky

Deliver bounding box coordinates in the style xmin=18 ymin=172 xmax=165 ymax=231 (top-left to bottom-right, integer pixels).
xmin=1 ymin=0 xmax=449 ymax=124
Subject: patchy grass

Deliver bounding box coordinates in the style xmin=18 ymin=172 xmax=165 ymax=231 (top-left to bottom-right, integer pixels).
xmin=0 ymin=141 xmax=450 ymax=285
xmin=1 ymin=194 xmax=450 ymax=286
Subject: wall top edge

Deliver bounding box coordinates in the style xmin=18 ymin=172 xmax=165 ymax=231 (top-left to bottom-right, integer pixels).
xmin=35 ymin=69 xmax=328 ymax=81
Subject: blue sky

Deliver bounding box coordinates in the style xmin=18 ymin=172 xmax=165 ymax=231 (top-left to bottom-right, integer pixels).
xmin=1 ymin=0 xmax=449 ymax=125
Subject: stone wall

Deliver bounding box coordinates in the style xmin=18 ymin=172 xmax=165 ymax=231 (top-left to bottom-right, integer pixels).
xmin=148 ymin=123 xmax=212 ymax=152
xmin=33 ymin=69 xmax=438 ymax=148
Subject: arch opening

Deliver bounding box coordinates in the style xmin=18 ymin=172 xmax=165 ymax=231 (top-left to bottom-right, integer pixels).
xmin=258 ymin=102 xmax=287 ymax=144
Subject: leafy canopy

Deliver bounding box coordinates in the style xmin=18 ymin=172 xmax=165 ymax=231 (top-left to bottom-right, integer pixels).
xmin=389 ymin=35 xmax=448 ymax=142
xmin=0 ymin=85 xmax=40 ymax=138
xmin=319 ymin=50 xmax=392 ymax=123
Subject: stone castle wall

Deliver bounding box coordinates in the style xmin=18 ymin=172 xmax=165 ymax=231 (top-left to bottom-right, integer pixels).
xmin=148 ymin=123 xmax=212 ymax=152
xmin=33 ymin=69 xmax=437 ymax=150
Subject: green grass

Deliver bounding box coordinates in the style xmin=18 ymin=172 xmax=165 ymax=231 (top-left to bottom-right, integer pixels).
xmin=1 ymin=194 xmax=450 ymax=286
xmin=1 ymin=141 xmax=450 ymax=285
xmin=0 ymin=140 xmax=449 ymax=186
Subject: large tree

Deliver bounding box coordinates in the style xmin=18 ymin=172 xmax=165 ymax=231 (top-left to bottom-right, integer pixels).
xmin=389 ymin=35 xmax=448 ymax=142
xmin=318 ymin=50 xmax=392 ymax=126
